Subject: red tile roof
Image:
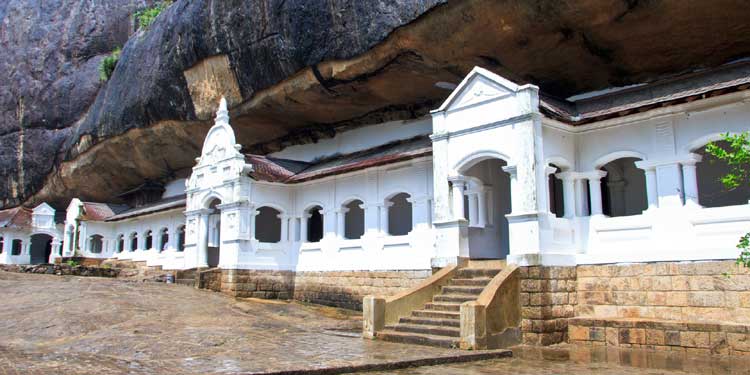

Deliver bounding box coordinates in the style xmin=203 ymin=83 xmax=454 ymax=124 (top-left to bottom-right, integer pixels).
xmin=80 ymin=202 xmax=129 ymax=221
xmin=0 ymin=207 xmax=32 ymax=229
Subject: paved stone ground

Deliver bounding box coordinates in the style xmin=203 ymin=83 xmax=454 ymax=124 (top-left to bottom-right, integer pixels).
xmin=361 ymin=345 xmax=750 ymax=375
xmin=0 ymin=271 xmax=484 ymax=374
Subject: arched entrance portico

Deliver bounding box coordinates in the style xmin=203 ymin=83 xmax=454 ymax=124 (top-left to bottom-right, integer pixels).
xmin=30 ymin=233 xmax=53 ymax=264
xmin=452 ymin=157 xmax=512 ymax=259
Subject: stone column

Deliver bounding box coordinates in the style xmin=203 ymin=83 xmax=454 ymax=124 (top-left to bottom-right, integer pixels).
xmin=289 ymin=216 xmax=298 ymax=242
xmin=336 ymin=208 xmax=348 ymax=239
xmin=467 ymin=192 xmax=478 ymax=225
xmin=476 ymin=189 xmax=487 ymax=228
xmin=682 ymin=154 xmax=703 ymax=207
xmin=640 ymin=165 xmax=658 ymax=210
xmin=197 ymin=212 xmax=210 ymax=268
xmin=362 ymin=203 xmax=380 ymax=235
xmin=379 ymin=202 xmax=392 ymax=235
xmin=556 ymin=172 xmax=576 ymax=219
xmin=300 ymin=214 xmax=309 ymax=242
xmin=449 ymin=177 xmax=467 ymax=221
xmin=586 ymin=171 xmax=607 ymax=216
xmin=408 ymin=196 xmax=432 ymax=231
xmin=279 ymin=214 xmax=289 ymax=243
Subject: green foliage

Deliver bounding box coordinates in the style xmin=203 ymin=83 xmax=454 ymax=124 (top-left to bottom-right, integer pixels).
xmin=705 ymin=132 xmax=750 ymax=190
xmin=705 ymin=132 xmax=750 ymax=267
xmin=98 ymin=47 xmax=121 ymax=82
xmin=135 ymin=1 xmax=173 ymax=30
xmin=66 ymin=260 xmax=80 ymax=267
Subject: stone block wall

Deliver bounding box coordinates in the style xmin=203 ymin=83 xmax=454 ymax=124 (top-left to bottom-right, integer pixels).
xmin=220 ymin=269 xmax=295 ymax=299
xmin=519 ymin=266 xmax=577 ymax=346
xmin=576 ymin=261 xmax=750 ymax=324
xmin=195 ymin=269 xmax=431 ymax=310
xmin=568 ymin=317 xmax=750 ymax=356
xmin=294 ymin=270 xmax=431 ymax=310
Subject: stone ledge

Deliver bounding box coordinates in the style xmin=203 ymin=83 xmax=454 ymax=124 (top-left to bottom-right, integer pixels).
xmin=569 ymin=316 xmax=750 ymax=355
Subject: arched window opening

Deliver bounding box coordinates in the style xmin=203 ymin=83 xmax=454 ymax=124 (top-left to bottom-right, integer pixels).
xmin=306 ymin=206 xmax=324 ymax=243
xmin=116 ymin=234 xmax=124 ymax=253
xmin=388 ymin=193 xmax=413 ymax=236
xmin=696 ymin=140 xmax=750 ymax=208
xmin=11 ymin=239 xmax=22 ymax=256
xmin=159 ymin=228 xmax=169 ymax=252
xmin=344 ymin=200 xmax=365 ymax=240
xmin=600 ymin=157 xmax=647 ymax=217
xmin=548 ymin=164 xmax=564 ymax=218
xmin=89 ymin=235 xmax=103 ymax=254
xmin=255 ymin=206 xmax=281 ymax=243
xmin=177 ymin=225 xmax=185 ymax=251
xmin=130 ymin=232 xmax=138 ymax=251
xmin=145 ymin=230 xmax=153 ymax=250
xmin=0 ymin=236 xmax=4 ymax=253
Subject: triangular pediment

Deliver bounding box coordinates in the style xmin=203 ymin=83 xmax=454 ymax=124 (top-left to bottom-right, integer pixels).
xmin=433 ymin=66 xmax=523 ymax=113
xmin=33 ymin=202 xmax=55 ymax=216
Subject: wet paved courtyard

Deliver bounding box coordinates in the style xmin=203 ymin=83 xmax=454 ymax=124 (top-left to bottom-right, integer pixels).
xmin=3 ymin=271 xmax=750 ymax=374
xmin=0 ymin=271 xmax=477 ymax=374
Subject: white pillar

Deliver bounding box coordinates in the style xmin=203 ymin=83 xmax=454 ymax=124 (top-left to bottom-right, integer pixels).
xmin=587 ymin=171 xmax=607 ymax=216
xmin=467 ymin=193 xmax=478 ymax=226
xmin=249 ymin=209 xmax=257 ymax=241
xmin=362 ymin=203 xmax=380 ymax=235
xmin=289 ymin=216 xmax=298 ymax=242
xmin=645 ymin=168 xmax=658 ymax=209
xmin=300 ymin=214 xmax=309 ymax=242
xmin=682 ymin=154 xmax=702 ymax=207
xmin=379 ymin=203 xmax=392 ymax=234
xmin=556 ymin=172 xmax=576 ymax=219
xmin=449 ymin=177 xmax=467 ymax=221
xmin=197 ymin=212 xmax=210 ymax=267
xmin=476 ymin=189 xmax=487 ymax=228
xmin=337 ymin=208 xmax=347 ymax=239
xmin=279 ymin=214 xmax=289 ymax=243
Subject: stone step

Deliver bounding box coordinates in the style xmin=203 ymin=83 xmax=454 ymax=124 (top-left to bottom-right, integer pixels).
xmin=450 ymin=277 xmax=493 ymax=286
xmin=455 ymin=268 xmax=502 ymax=279
xmin=376 ymin=330 xmax=459 ymax=349
xmin=399 ymin=316 xmax=460 ymax=328
xmin=424 ymin=302 xmax=461 ymax=312
xmin=442 ymin=285 xmax=485 ymax=295
xmin=411 ymin=309 xmax=460 ymax=320
xmin=433 ymin=294 xmax=477 ymax=303
xmin=392 ymin=323 xmax=460 ymax=337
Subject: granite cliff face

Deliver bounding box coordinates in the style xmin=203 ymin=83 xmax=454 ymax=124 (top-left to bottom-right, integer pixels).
xmin=2 ymin=0 xmax=750 ymax=209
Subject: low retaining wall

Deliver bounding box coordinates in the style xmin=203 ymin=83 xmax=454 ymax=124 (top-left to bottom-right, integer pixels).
xmin=569 ymin=317 xmax=750 ymax=356
xmin=0 ymin=263 xmax=119 ymax=277
xmin=518 ymin=260 xmax=750 ymax=351
xmin=198 ymin=269 xmax=431 ymax=310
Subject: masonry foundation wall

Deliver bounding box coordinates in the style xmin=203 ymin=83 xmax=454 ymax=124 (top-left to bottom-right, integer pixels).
xmin=200 ymin=269 xmax=432 ymax=310
xmin=518 ymin=260 xmax=750 ymax=353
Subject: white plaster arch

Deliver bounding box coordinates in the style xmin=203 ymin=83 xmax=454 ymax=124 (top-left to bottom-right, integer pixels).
xmin=201 ymin=191 xmax=226 ymax=208
xmin=254 ymin=202 xmax=287 ymax=215
xmin=454 ymin=150 xmax=513 ymax=175
xmin=302 ymin=201 xmax=326 ymax=213
xmin=28 ymin=229 xmax=60 ymax=240
xmin=593 ymin=150 xmax=647 ymax=169
xmin=383 ymin=189 xmax=413 ymax=202
xmin=683 ymin=132 xmax=741 ymax=153
xmin=339 ymin=195 xmax=366 ymax=207
xmin=545 ymin=156 xmax=573 ymax=171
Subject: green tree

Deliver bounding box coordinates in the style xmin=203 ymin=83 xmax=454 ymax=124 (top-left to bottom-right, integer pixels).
xmin=705 ymin=132 xmax=750 ymax=266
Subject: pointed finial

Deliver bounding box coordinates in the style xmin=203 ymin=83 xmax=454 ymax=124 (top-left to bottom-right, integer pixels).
xmin=215 ymin=96 xmax=229 ymax=124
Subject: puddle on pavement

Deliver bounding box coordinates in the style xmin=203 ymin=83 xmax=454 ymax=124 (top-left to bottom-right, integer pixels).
xmin=359 ymin=345 xmax=750 ymax=374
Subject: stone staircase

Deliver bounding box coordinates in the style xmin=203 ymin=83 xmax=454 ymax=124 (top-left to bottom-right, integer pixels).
xmin=376 ymin=266 xmax=502 ymax=348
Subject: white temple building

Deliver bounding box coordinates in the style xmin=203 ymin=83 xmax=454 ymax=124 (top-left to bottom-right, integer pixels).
xmin=2 ymin=63 xmax=749 ymax=277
